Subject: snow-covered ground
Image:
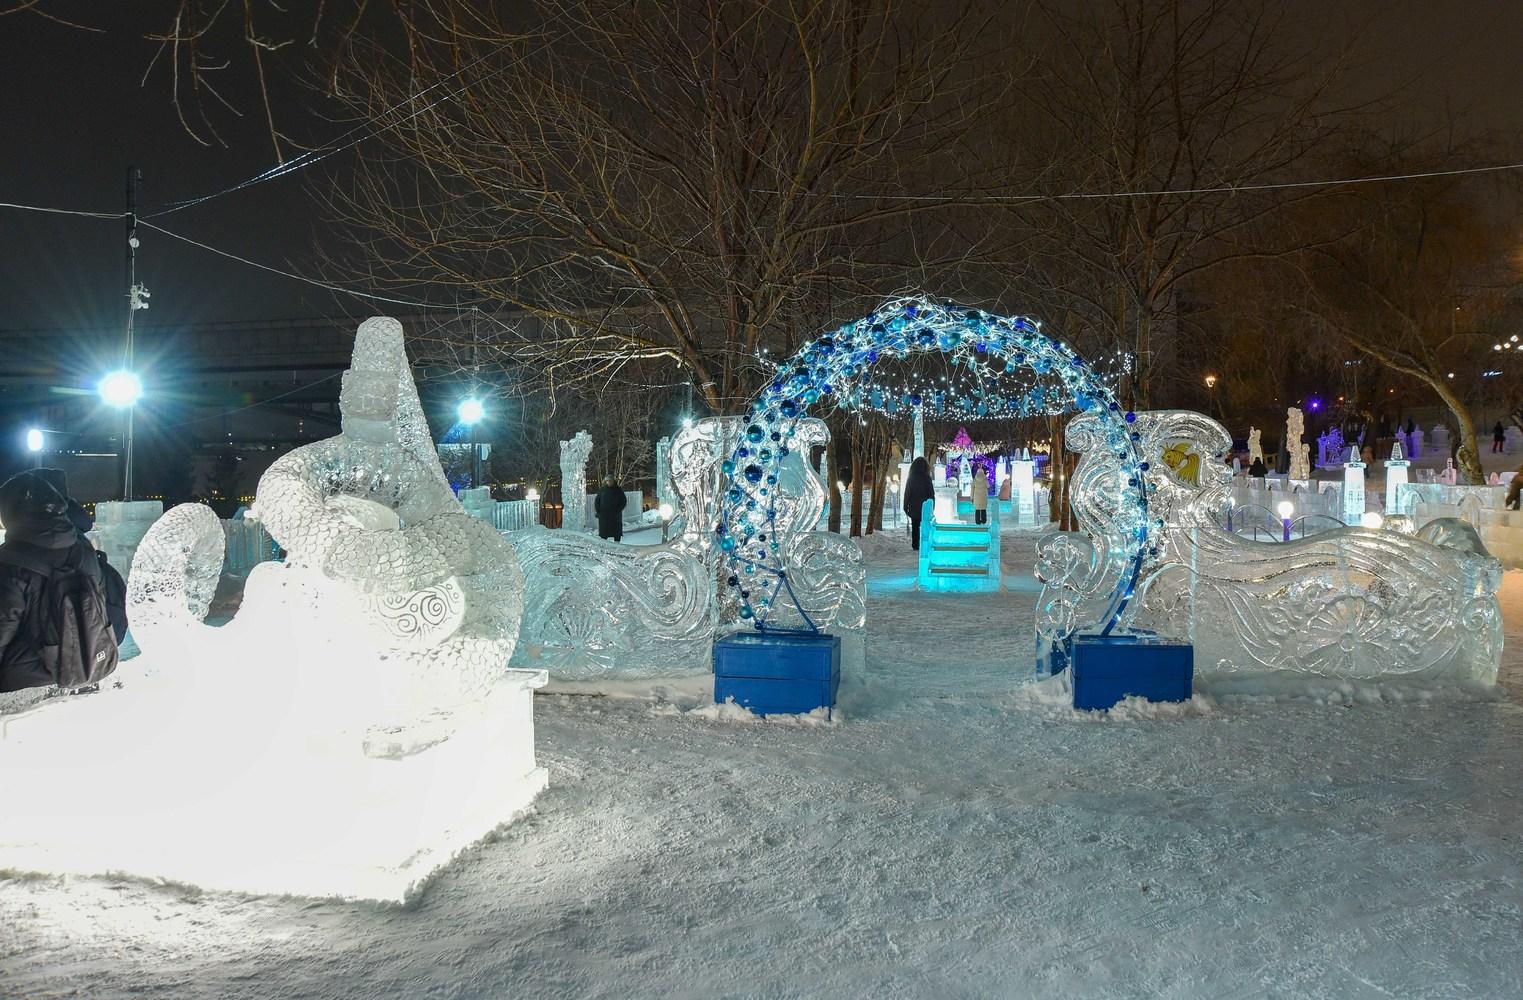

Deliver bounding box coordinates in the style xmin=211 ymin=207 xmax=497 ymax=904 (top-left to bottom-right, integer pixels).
xmin=3 ymin=536 xmax=1522 ymax=999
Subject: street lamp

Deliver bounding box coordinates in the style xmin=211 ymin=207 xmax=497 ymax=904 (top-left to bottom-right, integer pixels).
xmin=99 ymin=369 xmax=143 ymax=499
xmin=457 ymin=398 xmax=484 ymax=489
xmin=98 ymin=370 xmax=143 ymax=408
xmin=659 ymin=501 xmax=675 ymax=543
xmin=1276 ymin=499 xmax=1294 ymax=542
xmin=25 ymin=428 xmax=43 ymax=467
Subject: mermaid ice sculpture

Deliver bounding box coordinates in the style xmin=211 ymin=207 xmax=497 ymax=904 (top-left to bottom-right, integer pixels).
xmin=0 ymin=317 xmax=546 ymax=902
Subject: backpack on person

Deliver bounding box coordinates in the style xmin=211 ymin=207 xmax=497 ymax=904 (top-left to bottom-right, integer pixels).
xmin=0 ymin=544 xmax=119 ymax=689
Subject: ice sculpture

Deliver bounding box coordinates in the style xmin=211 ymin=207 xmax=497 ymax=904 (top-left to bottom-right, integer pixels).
xmin=721 ymin=296 xmax=1142 ymax=649
xmin=1286 ymin=407 xmax=1310 ymax=480
xmin=559 ymin=430 xmax=593 ymax=531
xmin=508 ymin=530 xmax=716 ymax=678
xmin=1087 ymin=410 xmax=1502 ymax=690
xmin=507 ymin=415 xmax=863 ymax=681
xmin=0 ymin=317 xmax=547 ymax=902
xmin=1247 ymin=427 xmax=1263 ymax=465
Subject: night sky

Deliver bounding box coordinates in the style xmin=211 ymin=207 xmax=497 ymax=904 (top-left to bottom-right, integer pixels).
xmin=3 ymin=0 xmax=1523 ymax=334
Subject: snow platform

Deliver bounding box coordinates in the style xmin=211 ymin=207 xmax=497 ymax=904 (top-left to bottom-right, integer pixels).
xmin=713 ymin=631 xmax=840 ymax=717
xmin=0 ymin=669 xmax=549 ymax=904
xmin=1071 ymin=633 xmax=1193 ymax=711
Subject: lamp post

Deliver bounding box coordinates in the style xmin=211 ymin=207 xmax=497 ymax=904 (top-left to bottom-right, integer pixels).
xmin=1277 ymin=499 xmax=1294 ymax=543
xmin=25 ymin=428 xmax=43 ymax=467
xmin=659 ymin=502 xmax=674 ymax=543
xmin=99 ymin=370 xmax=143 ymax=498
xmin=457 ymin=397 xmax=485 ymax=489
xmin=1204 ymin=373 xmax=1219 ymax=420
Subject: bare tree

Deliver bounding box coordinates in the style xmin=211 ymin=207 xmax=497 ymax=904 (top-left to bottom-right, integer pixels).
xmin=1293 ymin=138 xmax=1519 ymax=485
xmin=319 ymin=0 xmax=1008 ymax=409
xmin=1016 ymin=0 xmax=1363 ymax=407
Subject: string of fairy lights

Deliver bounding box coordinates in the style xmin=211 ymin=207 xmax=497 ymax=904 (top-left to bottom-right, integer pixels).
xmin=754 ymin=339 xmax=1133 ymax=422
xmin=717 ymin=294 xmax=1157 ymax=638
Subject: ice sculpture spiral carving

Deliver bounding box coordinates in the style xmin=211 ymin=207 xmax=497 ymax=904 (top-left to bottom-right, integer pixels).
xmin=134 ymin=315 xmax=529 ymax=735
xmin=509 ymin=528 xmax=716 ymax=678
xmin=3 ymin=316 xmax=547 ymax=903
xmin=1083 ymin=409 xmax=1505 ymax=688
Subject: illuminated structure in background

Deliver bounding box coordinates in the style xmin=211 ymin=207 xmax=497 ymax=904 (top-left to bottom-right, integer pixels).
xmin=0 ymin=317 xmax=547 ymax=902
xmin=1384 ymin=440 xmax=1410 ymax=515
xmin=1104 ymin=411 xmax=1502 ymax=690
xmin=917 ymin=495 xmax=1002 ymax=593
xmin=717 ymin=295 xmax=1153 ymax=676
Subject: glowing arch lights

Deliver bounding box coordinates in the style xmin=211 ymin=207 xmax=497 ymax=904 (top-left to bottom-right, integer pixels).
xmin=717 ymin=295 xmax=1159 ymax=643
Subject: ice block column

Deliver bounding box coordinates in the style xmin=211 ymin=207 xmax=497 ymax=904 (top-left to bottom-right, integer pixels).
xmin=1013 ymin=449 xmax=1036 ymax=527
xmin=913 ymin=406 xmax=925 ymax=461
xmin=1384 ymin=440 xmax=1409 ymax=515
xmin=1342 ymin=444 xmax=1366 ymax=525
xmin=92 ymin=500 xmax=165 ymax=580
xmin=558 ymin=430 xmax=593 ymax=531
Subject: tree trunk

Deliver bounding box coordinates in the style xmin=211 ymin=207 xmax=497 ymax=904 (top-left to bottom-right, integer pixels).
xmin=1432 ymin=378 xmax=1485 ymax=485
xmin=849 ymin=419 xmax=864 ymax=538
xmin=827 ymin=433 xmax=842 ymax=534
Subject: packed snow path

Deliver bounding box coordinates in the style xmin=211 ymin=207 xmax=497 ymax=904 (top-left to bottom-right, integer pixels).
xmin=3 ymin=537 xmax=1521 ymax=999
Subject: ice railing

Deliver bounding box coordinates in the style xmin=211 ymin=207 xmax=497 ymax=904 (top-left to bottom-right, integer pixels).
xmin=1075 ymin=410 xmax=1503 ymax=688
xmin=502 ymin=415 xmax=864 ymax=680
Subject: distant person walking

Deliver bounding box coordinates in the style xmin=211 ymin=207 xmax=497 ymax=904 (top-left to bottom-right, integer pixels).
xmin=902 ymin=457 xmax=935 ymax=551
xmin=1494 ymin=421 xmax=1507 ymax=454
xmin=971 ymin=467 xmax=989 ymax=524
xmin=1249 ymin=457 xmax=1267 ymax=479
xmin=594 ymin=476 xmax=627 ymax=542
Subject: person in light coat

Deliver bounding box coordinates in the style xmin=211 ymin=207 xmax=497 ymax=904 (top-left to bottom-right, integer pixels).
xmin=971 ymin=467 xmax=989 ymax=524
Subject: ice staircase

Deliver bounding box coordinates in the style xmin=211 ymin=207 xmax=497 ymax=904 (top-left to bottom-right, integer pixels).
xmin=917 ymin=496 xmax=1001 ymax=593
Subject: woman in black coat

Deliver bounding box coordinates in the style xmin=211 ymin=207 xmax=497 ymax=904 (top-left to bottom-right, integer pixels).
xmin=901 ymin=456 xmax=936 ymax=551
xmin=594 ymin=476 xmax=627 ymax=542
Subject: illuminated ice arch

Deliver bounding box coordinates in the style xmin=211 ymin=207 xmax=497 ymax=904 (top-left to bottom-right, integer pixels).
xmin=716 ymin=294 xmax=1159 ymax=667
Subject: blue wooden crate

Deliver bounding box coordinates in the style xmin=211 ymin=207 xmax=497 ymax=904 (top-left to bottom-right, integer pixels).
xmin=1070 ymin=633 xmax=1194 ymax=712
xmin=714 ymin=631 xmax=840 ymax=717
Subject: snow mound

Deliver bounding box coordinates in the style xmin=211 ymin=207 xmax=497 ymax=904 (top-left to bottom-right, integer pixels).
xmin=651 ymin=697 xmax=838 ymax=727
xmin=1009 ymin=672 xmax=1217 ymax=721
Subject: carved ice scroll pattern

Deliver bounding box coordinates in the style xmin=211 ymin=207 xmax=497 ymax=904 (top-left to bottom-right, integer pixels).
xmin=508 ymin=528 xmax=716 ymax=678
xmin=130 ymin=316 xmax=528 ymax=742
xmin=1111 ymin=410 xmax=1504 ymax=686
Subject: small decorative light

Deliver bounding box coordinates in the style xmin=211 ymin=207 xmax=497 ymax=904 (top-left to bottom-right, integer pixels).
xmin=1277 ymin=500 xmax=1295 ymax=520
xmin=658 ymin=502 xmax=674 ymax=521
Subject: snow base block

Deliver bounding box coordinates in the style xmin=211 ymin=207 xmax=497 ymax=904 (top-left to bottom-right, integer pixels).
xmin=713 ymin=631 xmax=840 ymax=717
xmin=1070 ymin=634 xmax=1194 ymax=712
xmin=0 ymin=670 xmax=549 ymax=903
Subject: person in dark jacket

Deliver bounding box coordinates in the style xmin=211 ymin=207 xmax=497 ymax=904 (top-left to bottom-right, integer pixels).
xmin=0 ymin=469 xmax=108 ymax=692
xmin=594 ymin=476 xmax=627 ymax=542
xmin=901 ymin=456 xmax=935 ymax=551
xmin=1494 ymin=421 xmax=1507 ymax=454
xmin=1248 ymin=456 xmax=1267 ymax=478
xmin=66 ymin=499 xmax=128 ymax=644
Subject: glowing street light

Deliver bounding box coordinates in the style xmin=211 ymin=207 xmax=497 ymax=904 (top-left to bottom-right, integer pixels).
xmin=457 ymin=398 xmax=485 ymax=425
xmin=1276 ymin=499 xmax=1295 ymax=543
xmin=98 ymin=370 xmax=143 ymax=408
xmin=1203 ymin=374 xmax=1218 ymax=389
xmin=25 ymin=428 xmax=43 ymax=453
xmin=457 ymin=398 xmax=485 ymax=489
